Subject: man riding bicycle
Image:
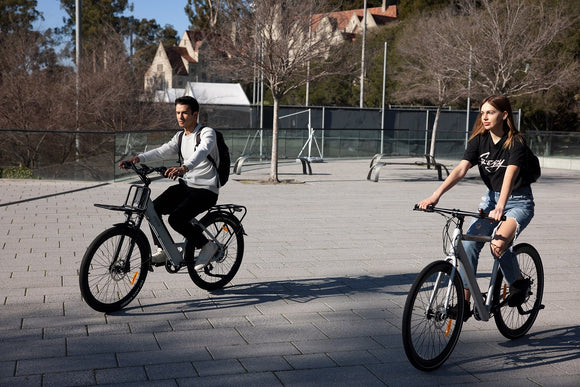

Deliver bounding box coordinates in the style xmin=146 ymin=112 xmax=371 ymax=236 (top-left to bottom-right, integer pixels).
xmin=119 ymin=96 xmax=220 ymax=271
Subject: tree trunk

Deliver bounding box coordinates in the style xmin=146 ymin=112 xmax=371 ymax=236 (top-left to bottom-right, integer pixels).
xmin=269 ymin=96 xmax=280 ymax=182
xmin=429 ymin=105 xmax=442 ymax=158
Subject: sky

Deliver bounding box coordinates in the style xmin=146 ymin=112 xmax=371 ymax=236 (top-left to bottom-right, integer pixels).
xmin=34 ymin=0 xmax=192 ymax=36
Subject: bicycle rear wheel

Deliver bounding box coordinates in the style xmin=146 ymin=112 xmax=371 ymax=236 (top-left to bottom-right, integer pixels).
xmin=493 ymin=243 xmax=544 ymax=339
xmin=79 ymin=226 xmax=150 ymax=313
xmin=186 ymin=212 xmax=244 ymax=291
xmin=402 ymin=260 xmax=465 ymax=371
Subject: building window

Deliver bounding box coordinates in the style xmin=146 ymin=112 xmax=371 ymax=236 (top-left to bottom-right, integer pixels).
xmin=157 ymin=64 xmax=163 ymax=72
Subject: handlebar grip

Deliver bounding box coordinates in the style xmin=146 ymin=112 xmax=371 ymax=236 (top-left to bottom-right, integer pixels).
xmin=413 ymin=204 xmax=434 ymax=212
xmin=121 ymin=161 xmax=134 ymax=169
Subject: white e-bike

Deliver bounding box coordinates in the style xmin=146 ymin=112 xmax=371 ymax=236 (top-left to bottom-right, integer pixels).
xmin=402 ymin=205 xmax=544 ymax=371
xmin=79 ymin=162 xmax=246 ymax=313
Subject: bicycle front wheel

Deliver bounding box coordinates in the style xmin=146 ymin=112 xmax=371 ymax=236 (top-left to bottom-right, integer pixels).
xmin=186 ymin=212 xmax=244 ymax=291
xmin=493 ymin=243 xmax=544 ymax=339
xmin=79 ymin=226 xmax=150 ymax=313
xmin=402 ymin=260 xmax=465 ymax=371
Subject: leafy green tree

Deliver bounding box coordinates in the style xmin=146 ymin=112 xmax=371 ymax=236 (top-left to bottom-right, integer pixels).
xmin=127 ymin=17 xmax=178 ymax=80
xmin=0 ymin=0 xmax=42 ymax=33
xmin=397 ymin=0 xmax=450 ymax=19
xmin=363 ymin=23 xmax=402 ymax=108
xmin=59 ymin=0 xmax=129 ymax=38
xmin=325 ymin=0 xmax=386 ymax=10
xmin=59 ymin=0 xmax=130 ymax=69
xmin=185 ymin=0 xmax=212 ymax=30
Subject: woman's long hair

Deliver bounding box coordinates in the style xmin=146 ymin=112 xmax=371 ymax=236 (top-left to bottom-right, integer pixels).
xmin=470 ymin=95 xmax=523 ymax=149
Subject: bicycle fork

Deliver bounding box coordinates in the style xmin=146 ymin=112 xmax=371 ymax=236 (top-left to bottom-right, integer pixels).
xmin=107 ymin=233 xmax=141 ymax=285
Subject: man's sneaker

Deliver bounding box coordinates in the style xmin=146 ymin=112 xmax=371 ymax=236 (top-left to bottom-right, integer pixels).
xmin=508 ymin=278 xmax=531 ymax=307
xmin=195 ymin=241 xmax=219 ymax=271
xmin=447 ymin=300 xmax=473 ymax=322
xmin=151 ymin=248 xmax=167 ymax=264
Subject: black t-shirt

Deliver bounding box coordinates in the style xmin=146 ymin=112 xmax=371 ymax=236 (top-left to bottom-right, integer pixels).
xmin=463 ymin=132 xmax=527 ymax=192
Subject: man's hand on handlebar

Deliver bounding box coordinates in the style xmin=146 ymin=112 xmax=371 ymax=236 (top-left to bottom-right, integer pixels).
xmin=118 ymin=156 xmax=140 ymax=169
xmin=164 ymin=166 xmax=187 ymax=180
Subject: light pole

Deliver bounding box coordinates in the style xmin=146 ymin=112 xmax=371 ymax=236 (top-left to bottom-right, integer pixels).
xmin=75 ymin=0 xmax=82 ymax=162
xmin=465 ymin=45 xmax=472 ymax=148
xmin=381 ymin=41 xmax=387 ymax=154
xmin=359 ymin=0 xmax=367 ymax=108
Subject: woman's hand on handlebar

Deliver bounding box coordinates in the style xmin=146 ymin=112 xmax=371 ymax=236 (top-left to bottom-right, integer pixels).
xmin=118 ymin=156 xmax=140 ymax=169
xmin=488 ymin=206 xmax=505 ymax=222
xmin=417 ymin=195 xmax=439 ymax=210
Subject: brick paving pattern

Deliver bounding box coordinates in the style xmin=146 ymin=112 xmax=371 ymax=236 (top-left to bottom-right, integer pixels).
xmin=1 ymin=159 xmax=579 ymax=386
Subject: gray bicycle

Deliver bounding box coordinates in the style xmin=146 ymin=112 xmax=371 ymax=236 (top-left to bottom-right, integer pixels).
xmin=402 ymin=205 xmax=544 ymax=371
xmin=79 ymin=162 xmax=246 ymax=313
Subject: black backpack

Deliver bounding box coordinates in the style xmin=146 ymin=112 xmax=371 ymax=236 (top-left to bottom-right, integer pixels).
xmin=178 ymin=127 xmax=231 ymax=187
xmin=523 ymin=144 xmax=541 ymax=184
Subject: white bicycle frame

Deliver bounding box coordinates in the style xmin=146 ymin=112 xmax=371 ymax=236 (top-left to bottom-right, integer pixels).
xmin=124 ymin=184 xmax=222 ymax=269
xmin=440 ymin=227 xmax=502 ymax=322
xmin=144 ymin=199 xmax=185 ymax=266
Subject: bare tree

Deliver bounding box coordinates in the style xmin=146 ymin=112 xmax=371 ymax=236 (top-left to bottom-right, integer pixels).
xmin=0 ymin=27 xmax=74 ymax=169
xmin=395 ymin=8 xmax=467 ymax=157
xmin=211 ymin=0 xmax=357 ymax=182
xmin=459 ymin=0 xmax=579 ymax=99
xmin=395 ymin=0 xmax=579 ymax=156
xmin=0 ymin=25 xmax=172 ymax=177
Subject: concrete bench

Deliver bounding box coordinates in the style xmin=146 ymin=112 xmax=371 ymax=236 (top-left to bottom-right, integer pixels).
xmin=367 ymin=154 xmax=449 ymax=182
xmin=233 ymin=156 xmax=313 ymax=175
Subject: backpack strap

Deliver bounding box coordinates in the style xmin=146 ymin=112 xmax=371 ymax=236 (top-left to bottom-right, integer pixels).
xmin=177 ymin=131 xmax=184 ymax=165
xmin=177 ymin=125 xmax=206 ymax=166
xmin=194 ymin=126 xmax=217 ymax=168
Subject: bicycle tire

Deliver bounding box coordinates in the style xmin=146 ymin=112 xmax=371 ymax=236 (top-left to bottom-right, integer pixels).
xmin=493 ymin=243 xmax=544 ymax=339
xmin=402 ymin=260 xmax=465 ymax=371
xmin=186 ymin=211 xmax=244 ymax=291
xmin=79 ymin=226 xmax=150 ymax=313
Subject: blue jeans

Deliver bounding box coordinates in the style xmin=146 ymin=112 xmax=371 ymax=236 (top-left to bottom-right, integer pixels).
xmin=461 ymin=186 xmax=534 ymax=287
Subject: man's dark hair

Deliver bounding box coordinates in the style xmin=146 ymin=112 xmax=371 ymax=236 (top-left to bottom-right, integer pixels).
xmin=175 ymin=96 xmax=199 ymax=113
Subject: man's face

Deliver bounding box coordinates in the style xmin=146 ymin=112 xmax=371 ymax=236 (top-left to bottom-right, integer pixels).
xmin=175 ymin=104 xmax=198 ymax=130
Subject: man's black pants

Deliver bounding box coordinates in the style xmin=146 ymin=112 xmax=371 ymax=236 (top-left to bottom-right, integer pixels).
xmin=151 ymin=181 xmax=218 ymax=248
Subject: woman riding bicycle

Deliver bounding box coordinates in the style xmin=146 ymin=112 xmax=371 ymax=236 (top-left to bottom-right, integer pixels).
xmin=417 ymin=95 xmax=535 ymax=320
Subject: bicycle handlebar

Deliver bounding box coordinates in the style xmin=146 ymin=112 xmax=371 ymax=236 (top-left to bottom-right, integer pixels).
xmin=121 ymin=162 xmax=168 ymax=185
xmin=413 ymin=204 xmax=506 ymax=222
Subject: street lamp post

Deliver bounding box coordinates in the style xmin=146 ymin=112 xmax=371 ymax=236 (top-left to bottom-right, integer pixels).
xmin=359 ymin=0 xmax=367 ymax=108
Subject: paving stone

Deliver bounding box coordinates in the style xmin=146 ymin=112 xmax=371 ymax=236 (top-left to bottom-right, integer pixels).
xmin=0 ymin=161 xmax=578 ymax=385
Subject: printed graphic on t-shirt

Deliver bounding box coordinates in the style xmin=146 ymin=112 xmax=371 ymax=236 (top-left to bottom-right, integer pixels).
xmin=479 ymin=152 xmax=506 ymax=173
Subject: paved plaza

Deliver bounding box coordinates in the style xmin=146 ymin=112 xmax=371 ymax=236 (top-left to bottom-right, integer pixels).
xmin=1 ymin=158 xmax=579 ymax=386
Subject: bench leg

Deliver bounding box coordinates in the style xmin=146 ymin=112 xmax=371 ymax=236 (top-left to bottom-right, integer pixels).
xmin=436 ymin=165 xmax=443 ymax=181
xmin=299 ymin=157 xmax=312 ymax=175
xmin=233 ymin=156 xmax=249 ymax=175
xmin=367 ymin=162 xmax=385 ymax=182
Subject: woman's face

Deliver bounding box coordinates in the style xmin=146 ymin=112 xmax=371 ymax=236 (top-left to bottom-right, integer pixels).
xmin=480 ymin=102 xmax=508 ymax=133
